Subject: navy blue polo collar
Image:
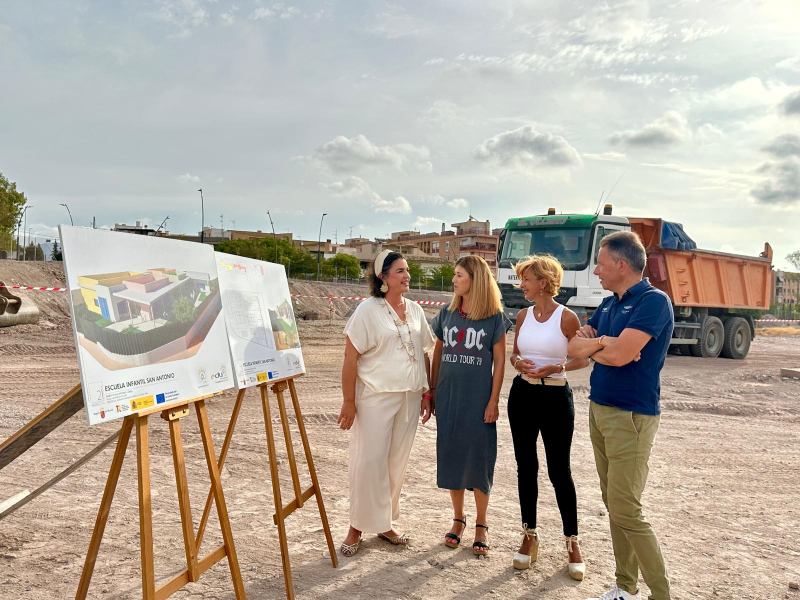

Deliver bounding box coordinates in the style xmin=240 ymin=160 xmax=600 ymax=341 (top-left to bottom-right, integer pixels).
xmin=613 ymin=278 xmax=652 ymax=301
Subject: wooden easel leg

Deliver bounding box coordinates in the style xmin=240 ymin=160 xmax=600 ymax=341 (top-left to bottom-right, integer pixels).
xmin=168 ymin=413 xmax=199 ymax=582
xmin=260 ymin=384 xmax=295 ymax=600
xmin=137 ymin=414 xmax=156 ymax=600
xmin=272 ymin=382 xmax=304 ymax=508
xmin=75 ymin=417 xmax=135 ymax=600
xmin=288 ymin=379 xmax=339 ymax=568
xmin=196 ymin=387 xmax=246 ymax=551
xmin=195 ymin=400 xmax=246 ymax=600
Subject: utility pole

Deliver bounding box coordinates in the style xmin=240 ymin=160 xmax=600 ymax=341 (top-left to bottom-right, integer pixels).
xmin=349 ymin=225 xmax=355 ymax=238
xmin=317 ymin=213 xmax=327 ymax=281
xmin=220 ymin=214 xmax=224 ymax=232
xmin=198 ymin=189 xmax=205 ymax=243
xmin=230 ymin=219 xmax=236 ymax=230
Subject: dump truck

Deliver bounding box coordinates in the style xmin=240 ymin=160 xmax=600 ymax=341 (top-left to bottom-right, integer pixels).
xmin=496 ymin=207 xmax=773 ymax=359
xmin=0 ymin=281 xmax=40 ymax=327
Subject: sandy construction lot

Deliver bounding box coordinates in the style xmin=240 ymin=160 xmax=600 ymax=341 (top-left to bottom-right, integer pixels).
xmin=1 ymin=271 xmax=799 ymax=599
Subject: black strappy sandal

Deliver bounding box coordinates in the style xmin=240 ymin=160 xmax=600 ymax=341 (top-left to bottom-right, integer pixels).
xmin=444 ymin=516 xmax=467 ymax=549
xmin=473 ymin=524 xmax=490 ymax=556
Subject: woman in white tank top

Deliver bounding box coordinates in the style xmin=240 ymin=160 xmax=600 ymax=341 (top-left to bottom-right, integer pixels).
xmin=507 ymin=255 xmax=590 ymax=579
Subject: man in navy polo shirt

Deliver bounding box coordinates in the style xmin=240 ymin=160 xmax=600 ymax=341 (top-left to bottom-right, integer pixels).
xmin=568 ymin=231 xmax=673 ymax=600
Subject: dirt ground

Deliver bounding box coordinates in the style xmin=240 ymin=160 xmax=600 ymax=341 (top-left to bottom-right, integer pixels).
xmin=1 ymin=262 xmax=799 ymax=600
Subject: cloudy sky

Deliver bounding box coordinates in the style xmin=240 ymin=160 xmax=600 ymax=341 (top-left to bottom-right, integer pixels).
xmin=1 ymin=0 xmax=799 ymax=268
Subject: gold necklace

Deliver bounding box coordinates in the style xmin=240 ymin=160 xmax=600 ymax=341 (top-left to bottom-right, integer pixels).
xmin=382 ymin=299 xmax=416 ymax=362
xmin=536 ymin=301 xmax=557 ymax=320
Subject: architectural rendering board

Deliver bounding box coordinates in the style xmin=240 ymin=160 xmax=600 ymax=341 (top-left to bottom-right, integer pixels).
xmin=59 ymin=226 xmax=235 ymax=425
xmin=215 ymin=252 xmax=305 ymax=388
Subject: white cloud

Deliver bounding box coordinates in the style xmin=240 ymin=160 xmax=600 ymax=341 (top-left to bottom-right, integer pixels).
xmin=321 ymin=177 xmax=411 ymax=214
xmin=153 ymin=0 xmax=208 ymax=37
xmin=418 ymin=194 xmax=446 ymax=204
xmin=249 ymin=7 xmax=274 ymax=21
xmin=702 ymin=77 xmax=792 ymax=112
xmin=447 ymin=198 xmax=468 ymax=209
xmin=219 ymin=7 xmax=238 ymax=25
xmin=176 ymin=173 xmax=200 ymax=183
xmin=610 ymin=110 xmax=691 ymax=147
xmin=696 ymin=123 xmax=725 ymax=143
xmin=374 ymin=196 xmax=412 ymax=214
xmin=419 ymin=100 xmax=464 ymax=126
xmin=412 ymin=216 xmax=442 ymax=231
xmin=280 ymin=6 xmax=301 ymax=21
xmin=680 ymin=22 xmax=727 ymax=43
xmin=303 ymin=134 xmax=432 ymax=174
xmin=584 ymin=151 xmax=627 ymax=162
xmin=777 ymin=56 xmax=800 ymax=73
xmin=475 ymin=126 xmax=583 ymax=175
xmin=365 ymin=4 xmax=426 ymax=39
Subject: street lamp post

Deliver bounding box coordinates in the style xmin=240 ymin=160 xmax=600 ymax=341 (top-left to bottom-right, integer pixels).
xmin=28 ymin=228 xmax=32 ymax=261
xmin=59 ymin=203 xmax=73 ymax=226
xmin=198 ymin=189 xmax=205 ymax=243
xmin=266 ymin=210 xmax=278 ymax=263
xmin=316 ymin=213 xmax=327 ymax=282
xmin=18 ymin=205 xmax=32 ymax=261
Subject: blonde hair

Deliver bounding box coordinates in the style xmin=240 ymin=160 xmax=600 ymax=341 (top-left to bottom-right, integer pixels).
xmin=448 ymin=255 xmax=503 ymax=320
xmin=514 ymin=255 xmax=563 ymax=297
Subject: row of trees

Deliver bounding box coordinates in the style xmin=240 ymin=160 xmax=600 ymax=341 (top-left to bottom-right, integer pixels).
xmin=213 ymin=235 xmax=459 ymax=289
xmin=0 ymin=171 xmax=28 ymax=256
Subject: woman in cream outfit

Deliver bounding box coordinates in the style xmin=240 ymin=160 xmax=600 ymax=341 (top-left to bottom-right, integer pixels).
xmin=337 ymin=250 xmax=436 ymax=557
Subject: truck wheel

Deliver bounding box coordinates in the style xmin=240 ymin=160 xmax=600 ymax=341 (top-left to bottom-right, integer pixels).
xmin=689 ymin=316 xmax=724 ymax=358
xmin=721 ymin=317 xmax=751 ymax=359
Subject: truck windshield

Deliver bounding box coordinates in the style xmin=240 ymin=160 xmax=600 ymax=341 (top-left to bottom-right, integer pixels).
xmin=500 ymin=228 xmax=592 ymax=269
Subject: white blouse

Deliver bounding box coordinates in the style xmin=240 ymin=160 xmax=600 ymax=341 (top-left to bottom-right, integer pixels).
xmin=344 ymin=297 xmax=436 ymax=393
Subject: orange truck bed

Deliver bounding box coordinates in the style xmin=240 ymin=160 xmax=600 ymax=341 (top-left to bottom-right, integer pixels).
xmin=629 ymin=218 xmax=772 ymax=310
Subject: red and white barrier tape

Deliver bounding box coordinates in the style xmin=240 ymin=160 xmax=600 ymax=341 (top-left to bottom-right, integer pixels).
xmin=291 ymin=293 xmax=449 ymax=306
xmin=755 ymin=319 xmax=799 ymax=324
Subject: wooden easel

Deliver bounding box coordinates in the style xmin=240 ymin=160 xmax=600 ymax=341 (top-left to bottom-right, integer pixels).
xmin=195 ymin=377 xmax=338 ymax=600
xmin=76 ymin=393 xmax=246 ymax=600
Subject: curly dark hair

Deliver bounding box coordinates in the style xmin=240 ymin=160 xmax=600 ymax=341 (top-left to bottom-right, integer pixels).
xmin=367 ymin=251 xmax=405 ymax=298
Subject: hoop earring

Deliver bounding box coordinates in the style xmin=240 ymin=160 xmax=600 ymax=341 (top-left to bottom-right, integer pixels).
xmin=380 ymin=283 xmax=389 ymax=293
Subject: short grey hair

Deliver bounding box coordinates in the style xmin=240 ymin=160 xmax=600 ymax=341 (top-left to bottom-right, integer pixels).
xmin=600 ymin=231 xmax=646 ymax=273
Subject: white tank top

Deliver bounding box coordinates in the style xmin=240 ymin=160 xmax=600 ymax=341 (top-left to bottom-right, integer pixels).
xmin=517 ymin=305 xmax=568 ymax=379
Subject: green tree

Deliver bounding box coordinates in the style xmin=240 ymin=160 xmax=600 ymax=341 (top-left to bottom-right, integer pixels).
xmin=51 ymin=240 xmax=62 ymax=261
xmin=407 ymin=260 xmax=427 ymax=288
xmin=173 ymin=296 xmax=197 ymax=323
xmin=427 ymin=263 xmax=455 ymax=290
xmin=0 ymin=171 xmax=27 ymax=254
xmin=322 ymin=253 xmax=361 ymax=279
xmin=787 ymin=251 xmax=800 ymax=271
xmin=215 ymin=237 xmax=317 ymax=276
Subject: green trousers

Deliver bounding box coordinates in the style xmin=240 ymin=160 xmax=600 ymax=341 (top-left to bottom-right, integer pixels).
xmin=589 ymin=401 xmax=671 ymax=600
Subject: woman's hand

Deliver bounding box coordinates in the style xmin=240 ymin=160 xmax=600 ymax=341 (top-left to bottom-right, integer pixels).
xmin=420 ymin=391 xmax=435 ymax=424
xmin=527 ymin=364 xmax=561 ymax=378
xmin=514 ymin=358 xmax=538 ymax=375
xmin=337 ymin=401 xmax=356 ymax=430
xmin=484 ymin=400 xmax=499 ymax=423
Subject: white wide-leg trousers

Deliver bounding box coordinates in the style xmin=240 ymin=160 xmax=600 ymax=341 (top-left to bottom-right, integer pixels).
xmin=348 ymin=383 xmax=421 ymax=533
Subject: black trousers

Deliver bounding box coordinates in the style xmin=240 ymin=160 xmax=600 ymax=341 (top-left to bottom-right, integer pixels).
xmin=507 ymin=375 xmax=578 ymax=536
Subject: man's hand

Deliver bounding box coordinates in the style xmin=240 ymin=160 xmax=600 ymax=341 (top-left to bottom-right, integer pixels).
xmin=575 ymin=324 xmax=597 ymax=339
